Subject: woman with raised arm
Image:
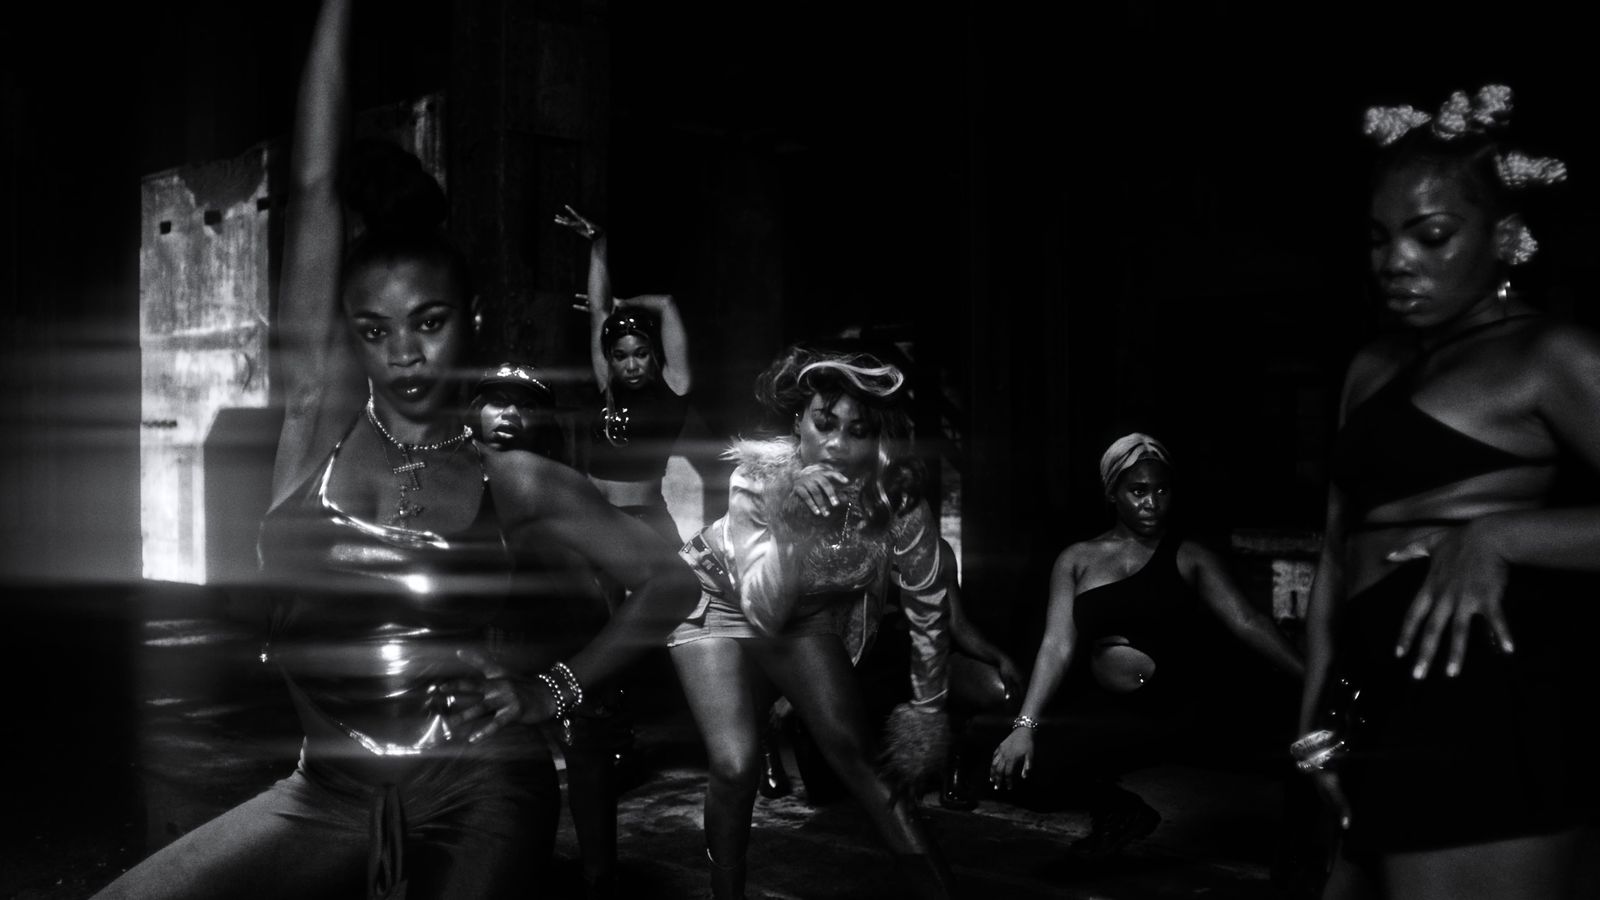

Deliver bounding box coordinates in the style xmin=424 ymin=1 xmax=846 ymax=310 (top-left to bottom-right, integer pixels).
xmin=990 ymin=434 xmax=1303 ymax=857
xmin=1298 ymin=86 xmax=1600 ymax=900
xmin=669 ymin=344 xmax=956 ymax=899
xmin=92 ymin=3 xmax=697 ymax=898
xmin=557 ymin=205 xmax=691 ymax=545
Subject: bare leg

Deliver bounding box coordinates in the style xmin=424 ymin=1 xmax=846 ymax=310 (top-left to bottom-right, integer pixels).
xmin=751 ymin=634 xmax=953 ymax=898
xmin=669 ymin=638 xmax=767 ymax=895
xmin=1380 ymin=829 xmax=1583 ymax=900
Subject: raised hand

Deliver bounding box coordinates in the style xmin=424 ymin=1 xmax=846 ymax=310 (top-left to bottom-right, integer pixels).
xmin=554 ymin=203 xmax=603 ymax=240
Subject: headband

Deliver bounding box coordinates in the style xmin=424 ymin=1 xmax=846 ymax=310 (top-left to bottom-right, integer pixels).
xmin=798 ymin=357 xmax=905 ymax=400
xmin=600 ymin=310 xmax=659 ymax=352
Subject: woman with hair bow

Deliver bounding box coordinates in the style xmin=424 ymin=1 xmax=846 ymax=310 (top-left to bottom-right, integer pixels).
xmin=1301 ymin=84 xmax=1600 ymax=900
xmin=668 ymin=343 xmax=956 ymax=899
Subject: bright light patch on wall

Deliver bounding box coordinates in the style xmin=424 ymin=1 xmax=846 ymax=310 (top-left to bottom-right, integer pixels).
xmin=662 ymin=454 xmax=704 ymax=543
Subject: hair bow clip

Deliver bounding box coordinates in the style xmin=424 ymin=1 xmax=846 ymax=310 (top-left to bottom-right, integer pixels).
xmin=1363 ymin=105 xmax=1432 ymax=147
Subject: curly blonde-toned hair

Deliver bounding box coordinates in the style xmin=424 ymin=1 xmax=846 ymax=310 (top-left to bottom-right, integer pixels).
xmin=754 ymin=343 xmax=923 ymax=533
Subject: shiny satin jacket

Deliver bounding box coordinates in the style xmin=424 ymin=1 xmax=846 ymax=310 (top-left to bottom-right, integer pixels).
xmin=257 ymin=437 xmax=514 ymax=757
xmin=696 ymin=437 xmax=950 ymax=710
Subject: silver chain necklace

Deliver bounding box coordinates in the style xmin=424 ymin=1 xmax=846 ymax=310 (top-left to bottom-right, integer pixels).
xmin=364 ymin=395 xmax=471 ymax=526
xmin=365 ymin=396 xmax=471 ymax=452
xmin=826 ymin=498 xmax=859 ymax=551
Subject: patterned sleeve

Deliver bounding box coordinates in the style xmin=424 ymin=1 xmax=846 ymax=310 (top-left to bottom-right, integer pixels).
xmin=725 ymin=464 xmax=801 ymax=635
xmin=891 ymin=501 xmax=950 ymax=711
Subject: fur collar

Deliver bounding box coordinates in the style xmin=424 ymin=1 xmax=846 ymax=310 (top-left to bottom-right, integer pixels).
xmin=723 ymin=435 xmax=803 ymax=484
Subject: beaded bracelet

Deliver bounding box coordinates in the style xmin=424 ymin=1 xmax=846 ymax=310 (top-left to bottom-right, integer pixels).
xmin=551 ymin=661 xmax=585 ymax=710
xmin=1011 ymin=714 xmax=1040 ymax=731
xmin=537 ymin=672 xmax=573 ymax=719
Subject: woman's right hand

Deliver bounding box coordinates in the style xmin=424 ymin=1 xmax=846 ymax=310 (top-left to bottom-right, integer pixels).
xmin=555 ymin=204 xmax=603 ymax=240
xmin=989 ymin=727 xmax=1035 ymax=791
xmin=791 ymin=465 xmax=852 ymax=518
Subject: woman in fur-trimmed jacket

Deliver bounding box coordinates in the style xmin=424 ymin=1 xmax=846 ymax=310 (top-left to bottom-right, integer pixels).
xmin=668 ymin=343 xmax=956 ymax=900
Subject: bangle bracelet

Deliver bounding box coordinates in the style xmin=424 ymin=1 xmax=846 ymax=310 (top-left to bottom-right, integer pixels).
xmin=537 ymin=672 xmax=571 ymax=719
xmin=1012 ymin=715 xmax=1040 ymax=731
xmin=1290 ymin=728 xmax=1344 ymax=773
xmin=552 ymin=661 xmax=585 ymax=710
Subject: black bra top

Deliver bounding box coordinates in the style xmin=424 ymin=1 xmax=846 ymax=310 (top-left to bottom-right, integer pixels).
xmin=1329 ymin=314 xmax=1550 ymax=522
xmin=1073 ymin=530 xmax=1194 ymax=667
xmin=589 ymin=380 xmax=688 ymax=483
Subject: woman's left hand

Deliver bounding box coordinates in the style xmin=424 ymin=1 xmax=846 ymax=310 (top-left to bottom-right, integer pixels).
xmin=434 ymin=648 xmax=542 ymax=744
xmin=1390 ymin=520 xmax=1515 ymax=679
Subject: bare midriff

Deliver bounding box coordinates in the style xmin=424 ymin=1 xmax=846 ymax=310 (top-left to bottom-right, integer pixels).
xmin=590 ymin=475 xmax=664 ymax=509
xmin=1091 ymin=638 xmax=1156 ymax=694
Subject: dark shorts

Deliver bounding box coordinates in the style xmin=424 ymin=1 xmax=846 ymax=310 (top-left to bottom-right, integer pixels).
xmin=1330 ymin=560 xmax=1600 ymax=855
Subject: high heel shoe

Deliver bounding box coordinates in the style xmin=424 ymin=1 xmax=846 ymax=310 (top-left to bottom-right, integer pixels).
xmin=938 ymin=759 xmax=977 ymax=811
xmin=707 ymin=847 xmax=747 ymax=900
xmin=758 ymin=727 xmax=792 ymax=800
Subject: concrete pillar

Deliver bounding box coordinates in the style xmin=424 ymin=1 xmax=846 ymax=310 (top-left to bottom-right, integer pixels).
xmin=449 ymin=0 xmax=609 ymax=389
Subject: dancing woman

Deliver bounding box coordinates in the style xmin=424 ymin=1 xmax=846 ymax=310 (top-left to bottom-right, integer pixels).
xmin=669 ymin=344 xmax=956 ymax=899
xmin=92 ymin=3 xmax=697 ymax=897
xmin=991 ymin=434 xmax=1303 ymax=856
xmin=557 ymin=205 xmax=691 ymax=545
xmin=1300 ymin=86 xmax=1600 ymax=900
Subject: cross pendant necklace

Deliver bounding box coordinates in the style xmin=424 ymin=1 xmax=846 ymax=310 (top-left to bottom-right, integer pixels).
xmin=390 ymin=449 xmax=427 ymax=525
xmin=364 ymin=395 xmax=471 ymax=528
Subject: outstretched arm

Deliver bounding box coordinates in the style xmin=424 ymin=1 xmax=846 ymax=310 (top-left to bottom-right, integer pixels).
xmin=556 ymin=205 xmax=614 ymax=389
xmin=990 ymin=546 xmax=1080 ymax=789
xmin=1185 ymin=542 xmax=1305 ymax=679
xmin=270 ymin=0 xmax=361 ymax=510
xmin=616 ymin=294 xmax=692 ymax=395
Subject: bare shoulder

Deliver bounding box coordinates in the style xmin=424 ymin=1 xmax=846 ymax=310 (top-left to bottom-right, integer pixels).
xmin=1175 ymin=538 xmax=1221 ymax=567
xmin=1526 ymin=317 xmax=1600 ymax=378
xmin=480 ymin=443 xmax=594 ymax=522
xmin=1053 ymin=535 xmax=1108 ymax=577
xmin=1174 ymin=538 xmax=1228 ymax=582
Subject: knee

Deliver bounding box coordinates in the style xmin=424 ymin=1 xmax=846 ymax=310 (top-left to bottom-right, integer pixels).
xmin=706 ymin=742 xmax=761 ymax=793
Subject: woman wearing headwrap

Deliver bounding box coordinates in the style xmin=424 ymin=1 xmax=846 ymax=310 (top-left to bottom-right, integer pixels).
xmin=990 ymin=433 xmax=1303 ymax=857
xmin=557 ymin=205 xmax=691 ymax=546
